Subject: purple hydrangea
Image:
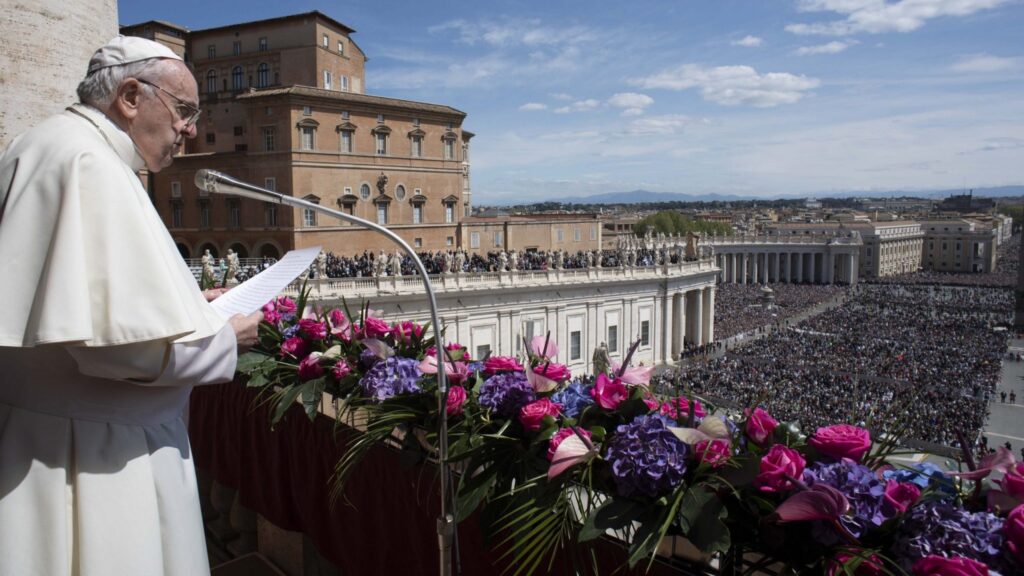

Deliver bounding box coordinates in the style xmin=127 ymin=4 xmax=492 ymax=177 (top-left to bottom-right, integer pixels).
xmin=605 ymin=414 xmax=689 ymax=498
xmin=359 ymin=357 xmax=423 ymax=401
xmin=478 ymin=372 xmax=536 ymax=418
xmin=282 ymin=324 xmax=300 ymax=339
xmin=891 ymin=500 xmax=1004 ymax=571
xmin=466 ymin=361 xmax=485 ymax=374
xmin=359 ymin=348 xmax=380 ymax=370
xmin=551 ymin=380 xmax=594 ymax=419
xmin=803 ymin=459 xmax=887 ymax=542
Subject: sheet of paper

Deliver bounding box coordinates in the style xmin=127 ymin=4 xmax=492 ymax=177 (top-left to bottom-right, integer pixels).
xmin=210 ymin=246 xmax=322 ymax=319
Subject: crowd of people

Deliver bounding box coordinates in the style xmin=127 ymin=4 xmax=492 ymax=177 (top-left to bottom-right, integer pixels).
xmin=657 ymin=284 xmax=1012 ymax=447
xmin=866 ymin=233 xmax=1019 ymax=288
xmin=712 ymin=283 xmax=847 ymax=340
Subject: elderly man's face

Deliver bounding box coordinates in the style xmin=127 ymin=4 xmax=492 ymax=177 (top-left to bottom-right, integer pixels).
xmin=130 ymin=60 xmax=199 ymax=172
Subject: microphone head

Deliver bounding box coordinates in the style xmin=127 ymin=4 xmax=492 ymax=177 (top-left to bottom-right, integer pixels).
xmin=194 ymin=169 xmax=220 ymax=193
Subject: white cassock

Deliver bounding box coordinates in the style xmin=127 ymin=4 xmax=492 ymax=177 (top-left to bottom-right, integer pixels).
xmin=0 ymin=104 xmax=236 ymax=576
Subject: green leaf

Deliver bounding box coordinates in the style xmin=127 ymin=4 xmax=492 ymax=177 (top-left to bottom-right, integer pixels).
xmin=719 ymin=454 xmax=761 ymax=488
xmin=301 ymin=377 xmax=326 ymax=421
xmin=626 ymin=507 xmax=665 ymax=568
xmin=236 ymin=351 xmax=271 ymax=373
xmin=677 ymin=486 xmax=731 ymax=555
xmin=271 ymin=384 xmax=304 ymax=426
xmin=246 ymin=372 xmax=269 ymax=389
xmin=456 ymin=467 xmax=497 ymax=522
xmin=578 ymin=497 xmax=646 ymax=542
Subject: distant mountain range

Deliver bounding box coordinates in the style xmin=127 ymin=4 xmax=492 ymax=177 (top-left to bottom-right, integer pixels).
xmin=484 ymin=185 xmax=1024 ymax=206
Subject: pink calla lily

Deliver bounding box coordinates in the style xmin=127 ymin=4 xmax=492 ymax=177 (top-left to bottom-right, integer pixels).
xmin=529 ymin=335 xmax=559 ymax=360
xmin=775 ymin=484 xmax=850 ymax=523
xmin=950 ymin=446 xmax=1016 ymax=481
xmin=418 ymin=356 xmax=469 ymax=386
xmin=611 ymin=361 xmax=653 ymax=386
xmin=669 ymin=416 xmax=731 ymax=446
xmin=525 ymin=363 xmax=558 ymax=393
xmin=548 ymin=433 xmax=597 ymax=480
xmin=362 ymin=338 xmax=395 ymax=360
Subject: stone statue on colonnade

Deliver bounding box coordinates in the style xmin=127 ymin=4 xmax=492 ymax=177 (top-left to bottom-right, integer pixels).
xmin=315 ymin=250 xmax=327 ymax=279
xmin=443 ymin=250 xmax=454 ymax=274
xmin=201 ymin=249 xmax=215 ymax=285
xmin=498 ymin=250 xmax=508 ymax=271
xmin=554 ymin=250 xmax=564 ymax=270
xmin=454 ymin=249 xmax=466 ymax=273
xmin=224 ymin=249 xmax=240 ymax=285
xmin=389 ymin=250 xmax=403 ymax=276
xmin=509 ymin=249 xmax=520 ymax=271
xmin=592 ymin=342 xmax=612 ymax=376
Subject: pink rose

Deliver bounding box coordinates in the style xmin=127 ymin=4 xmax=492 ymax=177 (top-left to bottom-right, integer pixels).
xmin=548 ymin=427 xmax=592 ymax=461
xmin=484 ymin=356 xmax=524 ymax=373
xmin=827 ymin=552 xmax=885 ymax=576
xmin=328 ymin=309 xmax=352 ymax=341
xmin=262 ymin=301 xmax=281 ymax=325
xmin=298 ymin=355 xmax=323 ymax=381
xmin=519 ymin=398 xmax=562 ymax=432
xmin=1001 ymin=463 xmax=1024 ymax=498
xmin=362 ymin=316 xmax=391 ymax=339
xmin=446 ymin=386 xmax=467 ymax=417
xmin=298 ymin=318 xmax=328 ymax=341
xmin=1006 ymin=504 xmax=1024 ymax=564
xmin=695 ymin=439 xmax=731 ymax=468
xmin=660 ymin=397 xmax=706 ymax=420
xmin=332 ymin=359 xmax=351 ymax=381
xmin=642 ymin=395 xmax=660 ymax=411
xmin=275 ymin=296 xmax=297 ymax=315
xmin=392 ymin=320 xmax=423 ymax=344
xmin=280 ymin=336 xmax=309 ymax=359
xmin=912 ymin=556 xmax=989 ymax=576
xmin=809 ymin=424 xmax=872 ymax=462
xmin=882 ymin=480 xmax=920 ymax=515
xmin=755 ymin=445 xmax=806 ymax=493
xmin=533 ymin=362 xmax=571 ymax=382
xmin=589 ymin=374 xmax=628 ymax=410
xmin=746 ymin=407 xmax=779 ymax=446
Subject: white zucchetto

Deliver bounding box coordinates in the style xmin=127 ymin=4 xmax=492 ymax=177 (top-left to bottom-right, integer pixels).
xmin=87 ymin=35 xmax=183 ymax=74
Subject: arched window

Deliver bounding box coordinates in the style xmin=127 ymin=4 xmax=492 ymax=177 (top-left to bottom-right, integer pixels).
xmin=360 ymin=183 xmax=371 ymax=199
xmin=206 ymin=70 xmax=217 ymax=94
xmin=231 ymin=66 xmax=243 ymax=90
xmin=257 ymin=63 xmax=268 ymax=88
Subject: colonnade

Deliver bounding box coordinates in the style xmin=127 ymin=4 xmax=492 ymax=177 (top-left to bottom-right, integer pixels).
xmin=668 ymin=286 xmax=714 ymax=360
xmin=714 ymin=250 xmax=859 ymax=285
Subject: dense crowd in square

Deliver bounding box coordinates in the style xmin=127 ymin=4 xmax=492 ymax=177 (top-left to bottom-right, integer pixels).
xmin=712 ymin=283 xmax=847 ymax=340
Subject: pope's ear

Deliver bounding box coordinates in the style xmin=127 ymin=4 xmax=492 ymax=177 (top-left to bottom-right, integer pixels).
xmin=114 ymin=79 xmax=143 ymax=120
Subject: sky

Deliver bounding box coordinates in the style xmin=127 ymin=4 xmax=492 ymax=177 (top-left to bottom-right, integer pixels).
xmin=119 ymin=0 xmax=1024 ymax=203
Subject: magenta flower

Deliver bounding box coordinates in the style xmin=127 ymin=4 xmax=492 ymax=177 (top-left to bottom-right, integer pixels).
xmin=660 ymin=397 xmax=706 ymax=420
xmin=328 ymin=309 xmax=352 ymax=341
xmin=1001 ymin=463 xmax=1024 ymax=498
xmin=262 ymin=301 xmax=281 ymax=325
xmin=280 ymin=336 xmax=309 ymax=359
xmin=275 ymin=296 xmax=297 ymax=315
xmin=483 ymin=355 xmax=524 ymax=374
xmin=589 ymin=374 xmax=628 ymax=410
xmin=611 ymin=361 xmax=653 ymax=386
xmin=362 ymin=316 xmax=391 ymax=339
xmin=775 ymin=483 xmax=849 ymax=523
xmin=446 ymin=385 xmax=467 ymax=417
xmin=827 ymin=551 xmax=885 ymax=576
xmin=418 ymin=356 xmax=469 ymax=386
xmin=519 ymin=398 xmax=562 ymax=432
xmin=548 ymin=427 xmax=592 ymax=461
xmin=882 ymin=480 xmax=921 ymax=515
xmin=911 ymin=556 xmax=989 ymax=576
xmin=809 ymin=424 xmax=872 ymax=462
xmin=755 ymin=444 xmax=806 ymax=493
xmin=694 ymin=438 xmax=731 ymax=468
xmin=297 ymin=355 xmax=323 ymax=381
xmin=298 ymin=318 xmax=328 ymax=341
xmin=529 ymin=335 xmax=558 ymax=360
xmin=534 ymin=362 xmax=571 ymax=382
xmin=745 ymin=407 xmax=779 ymax=446
xmin=392 ymin=320 xmax=423 ymax=344
xmin=1006 ymin=504 xmax=1024 ymax=564
xmin=331 ymin=359 xmax=352 ymax=381
xmin=950 ymin=445 xmax=1016 ymax=481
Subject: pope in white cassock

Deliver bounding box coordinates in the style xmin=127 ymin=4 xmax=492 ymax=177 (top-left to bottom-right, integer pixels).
xmin=0 ymin=37 xmax=263 ymax=575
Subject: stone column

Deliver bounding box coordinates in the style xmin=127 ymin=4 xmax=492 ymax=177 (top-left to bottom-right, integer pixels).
xmin=762 ymin=254 xmax=769 ymax=284
xmin=702 ymin=286 xmax=714 ymax=344
xmin=773 ymin=253 xmax=781 ymax=283
xmin=691 ymin=290 xmax=704 ymax=347
xmin=795 ymin=252 xmax=804 ymax=283
xmin=660 ymin=292 xmax=671 ymax=364
xmin=741 ymin=254 xmax=748 ymax=285
xmin=1 ymin=0 xmax=119 ymax=148
xmin=751 ymin=254 xmax=758 ymax=285
xmin=671 ymin=292 xmax=684 ymax=360
xmin=809 ymin=252 xmax=816 ymax=284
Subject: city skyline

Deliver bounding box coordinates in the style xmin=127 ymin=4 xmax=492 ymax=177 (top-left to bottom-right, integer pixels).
xmin=119 ymin=0 xmax=1024 ymax=202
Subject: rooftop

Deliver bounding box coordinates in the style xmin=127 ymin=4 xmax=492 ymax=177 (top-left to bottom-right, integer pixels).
xmin=236 ymin=85 xmax=466 ymax=118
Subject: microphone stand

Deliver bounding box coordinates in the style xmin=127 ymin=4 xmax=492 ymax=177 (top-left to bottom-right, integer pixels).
xmin=196 ymin=170 xmax=457 ymax=576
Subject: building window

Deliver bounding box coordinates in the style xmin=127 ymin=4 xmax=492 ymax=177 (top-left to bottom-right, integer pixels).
xmin=205 ymin=133 xmax=215 ymax=144
xmin=264 ymin=177 xmax=276 ymax=191
xmin=266 ymin=107 xmax=273 ymax=116
xmin=170 ymin=181 xmax=181 ymax=198
xmin=206 ymin=70 xmax=217 ymax=94
xmin=377 ymin=113 xmax=384 ymax=124
xmin=444 ymin=139 xmax=455 ymax=160
xmin=340 ymin=130 xmax=352 ymax=153
xmin=171 ymin=201 xmax=183 ymax=228
xmin=411 ymin=135 xmax=423 ymax=157
xmin=570 ymin=331 xmax=581 ymax=361
xmin=257 ymin=63 xmax=268 ymax=87
xmin=377 ymin=204 xmax=388 ymax=225
xmin=376 ymin=133 xmax=388 ymax=155
xmin=322 ymin=34 xmax=329 ymax=48
xmin=446 ymin=237 xmax=454 ymax=247
xmin=444 ymin=203 xmax=454 ymax=223
xmin=199 ymin=200 xmax=210 ymax=229
xmin=360 ymin=183 xmax=371 ymax=199
xmin=231 ymin=66 xmax=243 ymax=90
xmin=228 ymin=199 xmax=241 ymax=229
xmin=574 ymin=227 xmax=581 ymax=242
xmin=556 ymin=229 xmax=564 ymax=242
xmin=414 ymin=238 xmax=422 ymax=248
xmin=303 ymin=106 xmax=312 ymax=116
xmin=341 ymin=75 xmax=349 ymax=91
xmin=258 ymin=37 xmax=268 ymax=52
xmin=395 ymin=185 xmax=406 ymax=200
xmin=265 ymin=204 xmax=277 ymax=226
xmin=470 ymin=232 xmax=480 ymax=248
xmin=233 ymin=126 xmax=243 ymax=137
xmin=607 ymin=325 xmax=618 ymax=353
xmin=207 ymin=44 xmax=216 ymax=58
xmin=300 ymin=126 xmax=315 ymax=150
xmin=495 ymin=231 xmax=503 ymax=247
xmin=262 ymin=127 xmax=275 ymax=151
xmin=341 ymin=110 xmax=350 ymax=120
xmin=323 ymin=70 xmax=332 ymax=90
xmin=337 ymin=40 xmax=344 ymax=54
xmin=232 ymin=41 xmax=241 ymax=55
xmin=640 ymin=320 xmax=650 ymax=346
xmin=412 ymin=204 xmax=423 ymax=224
xmin=413 ymin=117 xmax=420 ymax=127
xmin=590 ymin=225 xmax=597 ymax=241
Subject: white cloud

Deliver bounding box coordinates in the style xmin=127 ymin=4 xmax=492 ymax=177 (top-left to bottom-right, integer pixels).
xmin=625 ymin=114 xmax=690 ymax=135
xmin=786 ymin=0 xmax=1013 ymax=36
xmin=795 ymin=40 xmax=856 ymax=55
xmin=633 ymin=64 xmax=820 ymax=107
xmin=554 ymin=99 xmax=601 ymax=113
xmin=950 ymin=53 xmax=1020 ymax=73
xmin=732 ymin=35 xmax=764 ymax=47
xmin=608 ymin=92 xmax=654 ymax=116
xmin=550 ymin=92 xmax=575 ymax=101
xmin=519 ymin=102 xmax=548 ymax=111
xmin=429 ymin=18 xmax=596 ymax=48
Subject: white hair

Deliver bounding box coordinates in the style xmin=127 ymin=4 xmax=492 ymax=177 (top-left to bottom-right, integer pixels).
xmin=76 ymin=58 xmax=179 ymax=109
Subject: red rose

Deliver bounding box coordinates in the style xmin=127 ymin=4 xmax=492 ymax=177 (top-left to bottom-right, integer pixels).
xmin=660 ymin=397 xmax=706 ymax=420
xmin=809 ymin=424 xmax=872 ymax=462
xmin=446 ymin=386 xmax=467 ymax=417
xmin=755 ymin=444 xmax=805 ymax=493
xmin=695 ymin=439 xmax=731 ymax=468
xmin=275 ymin=296 xmax=297 ymax=315
xmin=912 ymin=556 xmax=988 ymax=576
xmin=332 ymin=359 xmax=351 ymax=381
xmin=746 ymin=407 xmax=779 ymax=446
xmin=362 ymin=316 xmax=391 ymax=339
xmin=882 ymin=480 xmax=920 ymax=515
xmin=298 ymin=355 xmax=323 ymax=381
xmin=519 ymin=398 xmax=562 ymax=432
xmin=533 ymin=362 xmax=571 ymax=382
xmin=280 ymin=336 xmax=309 ymax=359
xmin=1006 ymin=504 xmax=1024 ymax=564
xmin=483 ymin=356 xmax=524 ymax=374
xmin=298 ymin=318 xmax=328 ymax=341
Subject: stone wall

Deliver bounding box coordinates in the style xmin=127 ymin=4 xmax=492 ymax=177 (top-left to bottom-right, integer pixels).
xmin=0 ymin=0 xmax=118 ymax=148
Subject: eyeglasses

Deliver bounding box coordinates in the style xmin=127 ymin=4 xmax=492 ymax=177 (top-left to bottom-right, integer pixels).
xmin=135 ymin=78 xmax=202 ymax=127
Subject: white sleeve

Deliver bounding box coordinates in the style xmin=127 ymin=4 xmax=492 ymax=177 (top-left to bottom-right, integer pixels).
xmin=67 ymin=323 xmax=238 ymax=387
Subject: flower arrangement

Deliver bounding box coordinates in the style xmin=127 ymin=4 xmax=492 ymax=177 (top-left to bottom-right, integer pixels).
xmin=237 ymin=290 xmax=1024 ymax=576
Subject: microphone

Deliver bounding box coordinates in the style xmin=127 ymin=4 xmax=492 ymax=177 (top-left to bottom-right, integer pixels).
xmin=194 ymin=169 xmax=284 ymax=204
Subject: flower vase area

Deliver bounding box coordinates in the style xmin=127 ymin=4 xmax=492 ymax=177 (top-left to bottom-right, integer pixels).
xmin=232 ymin=288 xmax=1024 ymax=576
